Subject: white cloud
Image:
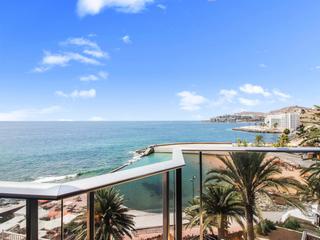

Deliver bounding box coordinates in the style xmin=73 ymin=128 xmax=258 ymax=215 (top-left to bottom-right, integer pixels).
xmin=89 ymin=116 xmax=105 ymax=121
xmin=238 ymin=97 xmax=260 ymax=106
xmin=219 ymin=89 xmax=237 ymax=102
xmin=122 ymin=35 xmax=132 ymax=44
xmin=80 ymin=74 xmax=99 ymax=82
xmin=77 ymin=0 xmax=154 ymax=16
xmin=177 ymin=91 xmax=207 ymax=111
xmin=83 ymin=49 xmax=109 ymax=59
xmin=98 ymin=71 xmax=109 ymax=79
xmin=39 ymin=106 xmax=62 ymax=114
xmin=240 ymin=83 xmax=271 ymax=97
xmin=34 ymin=37 xmax=107 ymax=73
xmin=42 ymin=52 xmax=101 ymax=67
xmin=88 ymin=33 xmax=97 ymax=38
xmin=259 ymin=63 xmax=267 ymax=68
xmin=80 ymin=71 xmax=109 ymax=81
xmin=32 ymin=66 xmax=50 ymax=73
xmin=62 ymin=37 xmax=99 ymax=49
xmin=42 ymin=52 xmax=71 ymax=66
xmin=55 ymin=89 xmax=96 ymax=99
xmin=212 ymin=89 xmax=237 ymax=106
xmin=157 ymin=4 xmax=166 ymax=10
xmin=58 ymin=119 xmax=74 ymax=122
xmin=62 ymin=37 xmax=109 ymax=59
xmin=273 ymin=89 xmax=291 ymax=101
xmin=0 ymin=106 xmax=61 ymax=121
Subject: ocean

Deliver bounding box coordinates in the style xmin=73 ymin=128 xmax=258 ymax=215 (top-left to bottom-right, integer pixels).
xmin=0 ymin=121 xmax=278 ymax=182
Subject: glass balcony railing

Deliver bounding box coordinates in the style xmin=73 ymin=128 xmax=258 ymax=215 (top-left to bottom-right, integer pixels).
xmin=0 ymin=147 xmax=320 ymax=240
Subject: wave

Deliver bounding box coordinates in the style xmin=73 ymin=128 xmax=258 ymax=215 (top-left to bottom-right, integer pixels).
xmin=127 ymin=154 xmax=141 ymax=164
xmin=33 ymin=174 xmax=78 ymax=183
xmin=33 ymin=153 xmax=145 ymax=183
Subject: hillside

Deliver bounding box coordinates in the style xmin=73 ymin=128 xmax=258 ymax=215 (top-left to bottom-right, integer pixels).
xmin=234 ymin=111 xmax=266 ymax=117
xmin=300 ymin=108 xmax=320 ymax=127
xmin=268 ymin=105 xmax=308 ymax=115
xmin=209 ymin=106 xmax=308 ymax=123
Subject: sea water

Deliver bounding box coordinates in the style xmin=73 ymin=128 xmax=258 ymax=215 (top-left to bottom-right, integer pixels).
xmin=0 ymin=121 xmax=278 ymax=182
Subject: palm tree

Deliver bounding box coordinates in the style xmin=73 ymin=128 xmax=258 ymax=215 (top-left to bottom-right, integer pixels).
xmin=300 ymin=175 xmax=320 ymax=212
xmin=254 ymin=135 xmax=264 ymax=146
xmin=206 ymin=152 xmax=303 ymax=240
xmin=70 ymin=187 xmax=135 ymax=240
xmin=184 ymin=197 xmax=216 ymax=237
xmin=299 ymin=126 xmax=320 ymax=146
xmin=184 ymin=185 xmax=244 ymax=239
xmin=273 ymin=122 xmax=279 ymax=129
xmin=301 ymin=164 xmax=320 ymax=212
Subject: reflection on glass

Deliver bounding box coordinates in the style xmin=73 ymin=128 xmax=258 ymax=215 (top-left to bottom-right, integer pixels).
xmin=38 ymin=200 xmax=61 ymax=239
xmin=0 ymin=199 xmax=26 ymax=239
xmin=181 ymin=150 xmax=320 ymax=240
xmin=63 ymin=194 xmax=87 ymax=240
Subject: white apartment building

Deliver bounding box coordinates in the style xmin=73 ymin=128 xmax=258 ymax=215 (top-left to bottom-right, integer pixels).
xmin=265 ymin=112 xmax=301 ymax=131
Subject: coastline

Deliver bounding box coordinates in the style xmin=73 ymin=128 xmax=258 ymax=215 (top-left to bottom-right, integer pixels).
xmin=233 ymin=125 xmax=282 ymax=134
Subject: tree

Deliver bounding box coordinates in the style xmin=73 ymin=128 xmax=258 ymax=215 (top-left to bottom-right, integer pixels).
xmin=237 ymin=138 xmax=248 ymax=147
xmin=299 ymin=126 xmax=320 ymax=146
xmin=184 ymin=198 xmax=216 ymax=237
xmin=274 ymin=134 xmax=290 ymax=147
xmin=256 ymin=219 xmax=276 ymax=236
xmin=70 ymin=188 xmax=135 ymax=240
xmin=273 ymin=122 xmax=279 ymax=129
xmin=301 ymin=164 xmax=320 ymax=212
xmin=283 ymin=129 xmax=290 ymax=135
xmin=254 ymin=135 xmax=264 ymax=146
xmin=184 ymin=185 xmax=244 ymax=239
xmin=206 ymin=152 xmax=303 ymax=240
xmin=296 ymin=124 xmax=306 ymax=137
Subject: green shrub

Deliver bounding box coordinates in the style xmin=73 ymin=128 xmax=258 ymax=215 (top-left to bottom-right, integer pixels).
xmin=283 ymin=128 xmax=291 ymax=135
xmin=256 ymin=219 xmax=277 ymax=236
xmin=283 ymin=218 xmax=301 ymax=231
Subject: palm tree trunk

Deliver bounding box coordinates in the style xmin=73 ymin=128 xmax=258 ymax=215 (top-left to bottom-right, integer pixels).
xmin=217 ymin=227 xmax=224 ymax=239
xmin=217 ymin=215 xmax=227 ymax=239
xmin=245 ymin=205 xmax=255 ymax=240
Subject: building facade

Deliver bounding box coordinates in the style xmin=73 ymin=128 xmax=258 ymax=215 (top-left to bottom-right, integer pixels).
xmin=265 ymin=112 xmax=301 ymax=131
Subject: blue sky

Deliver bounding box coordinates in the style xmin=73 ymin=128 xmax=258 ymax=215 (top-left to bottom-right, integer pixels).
xmin=0 ymin=0 xmax=320 ymax=121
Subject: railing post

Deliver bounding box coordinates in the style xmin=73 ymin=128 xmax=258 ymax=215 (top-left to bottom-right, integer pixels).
xmin=87 ymin=192 xmax=95 ymax=240
xmin=162 ymin=172 xmax=170 ymax=240
xmin=175 ymin=169 xmax=182 ymax=240
xmin=61 ymin=199 xmax=64 ymax=240
xmin=199 ymin=151 xmax=204 ymax=240
xmin=26 ymin=199 xmax=38 ymax=240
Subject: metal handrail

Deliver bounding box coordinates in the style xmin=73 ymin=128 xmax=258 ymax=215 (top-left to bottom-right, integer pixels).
xmin=0 ymin=146 xmax=319 ymax=240
xmin=0 ymin=148 xmax=185 ymax=200
xmin=180 ymin=146 xmax=320 ymax=153
xmin=0 ymin=147 xmax=319 ymax=200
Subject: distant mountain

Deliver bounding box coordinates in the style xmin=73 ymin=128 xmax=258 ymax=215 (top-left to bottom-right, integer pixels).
xmin=209 ymin=105 xmax=309 ymax=123
xmin=209 ymin=111 xmax=265 ymax=123
xmin=234 ymin=111 xmax=266 ymax=117
xmin=268 ymin=105 xmax=309 ymax=115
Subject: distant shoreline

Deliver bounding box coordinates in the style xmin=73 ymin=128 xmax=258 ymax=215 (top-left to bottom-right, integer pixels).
xmin=232 ymin=126 xmax=282 ymax=134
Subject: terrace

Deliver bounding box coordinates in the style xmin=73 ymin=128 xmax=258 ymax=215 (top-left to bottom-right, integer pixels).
xmin=0 ymin=145 xmax=320 ymax=240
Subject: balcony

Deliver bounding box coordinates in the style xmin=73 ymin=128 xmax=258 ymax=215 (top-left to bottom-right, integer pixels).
xmin=0 ymin=145 xmax=320 ymax=240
